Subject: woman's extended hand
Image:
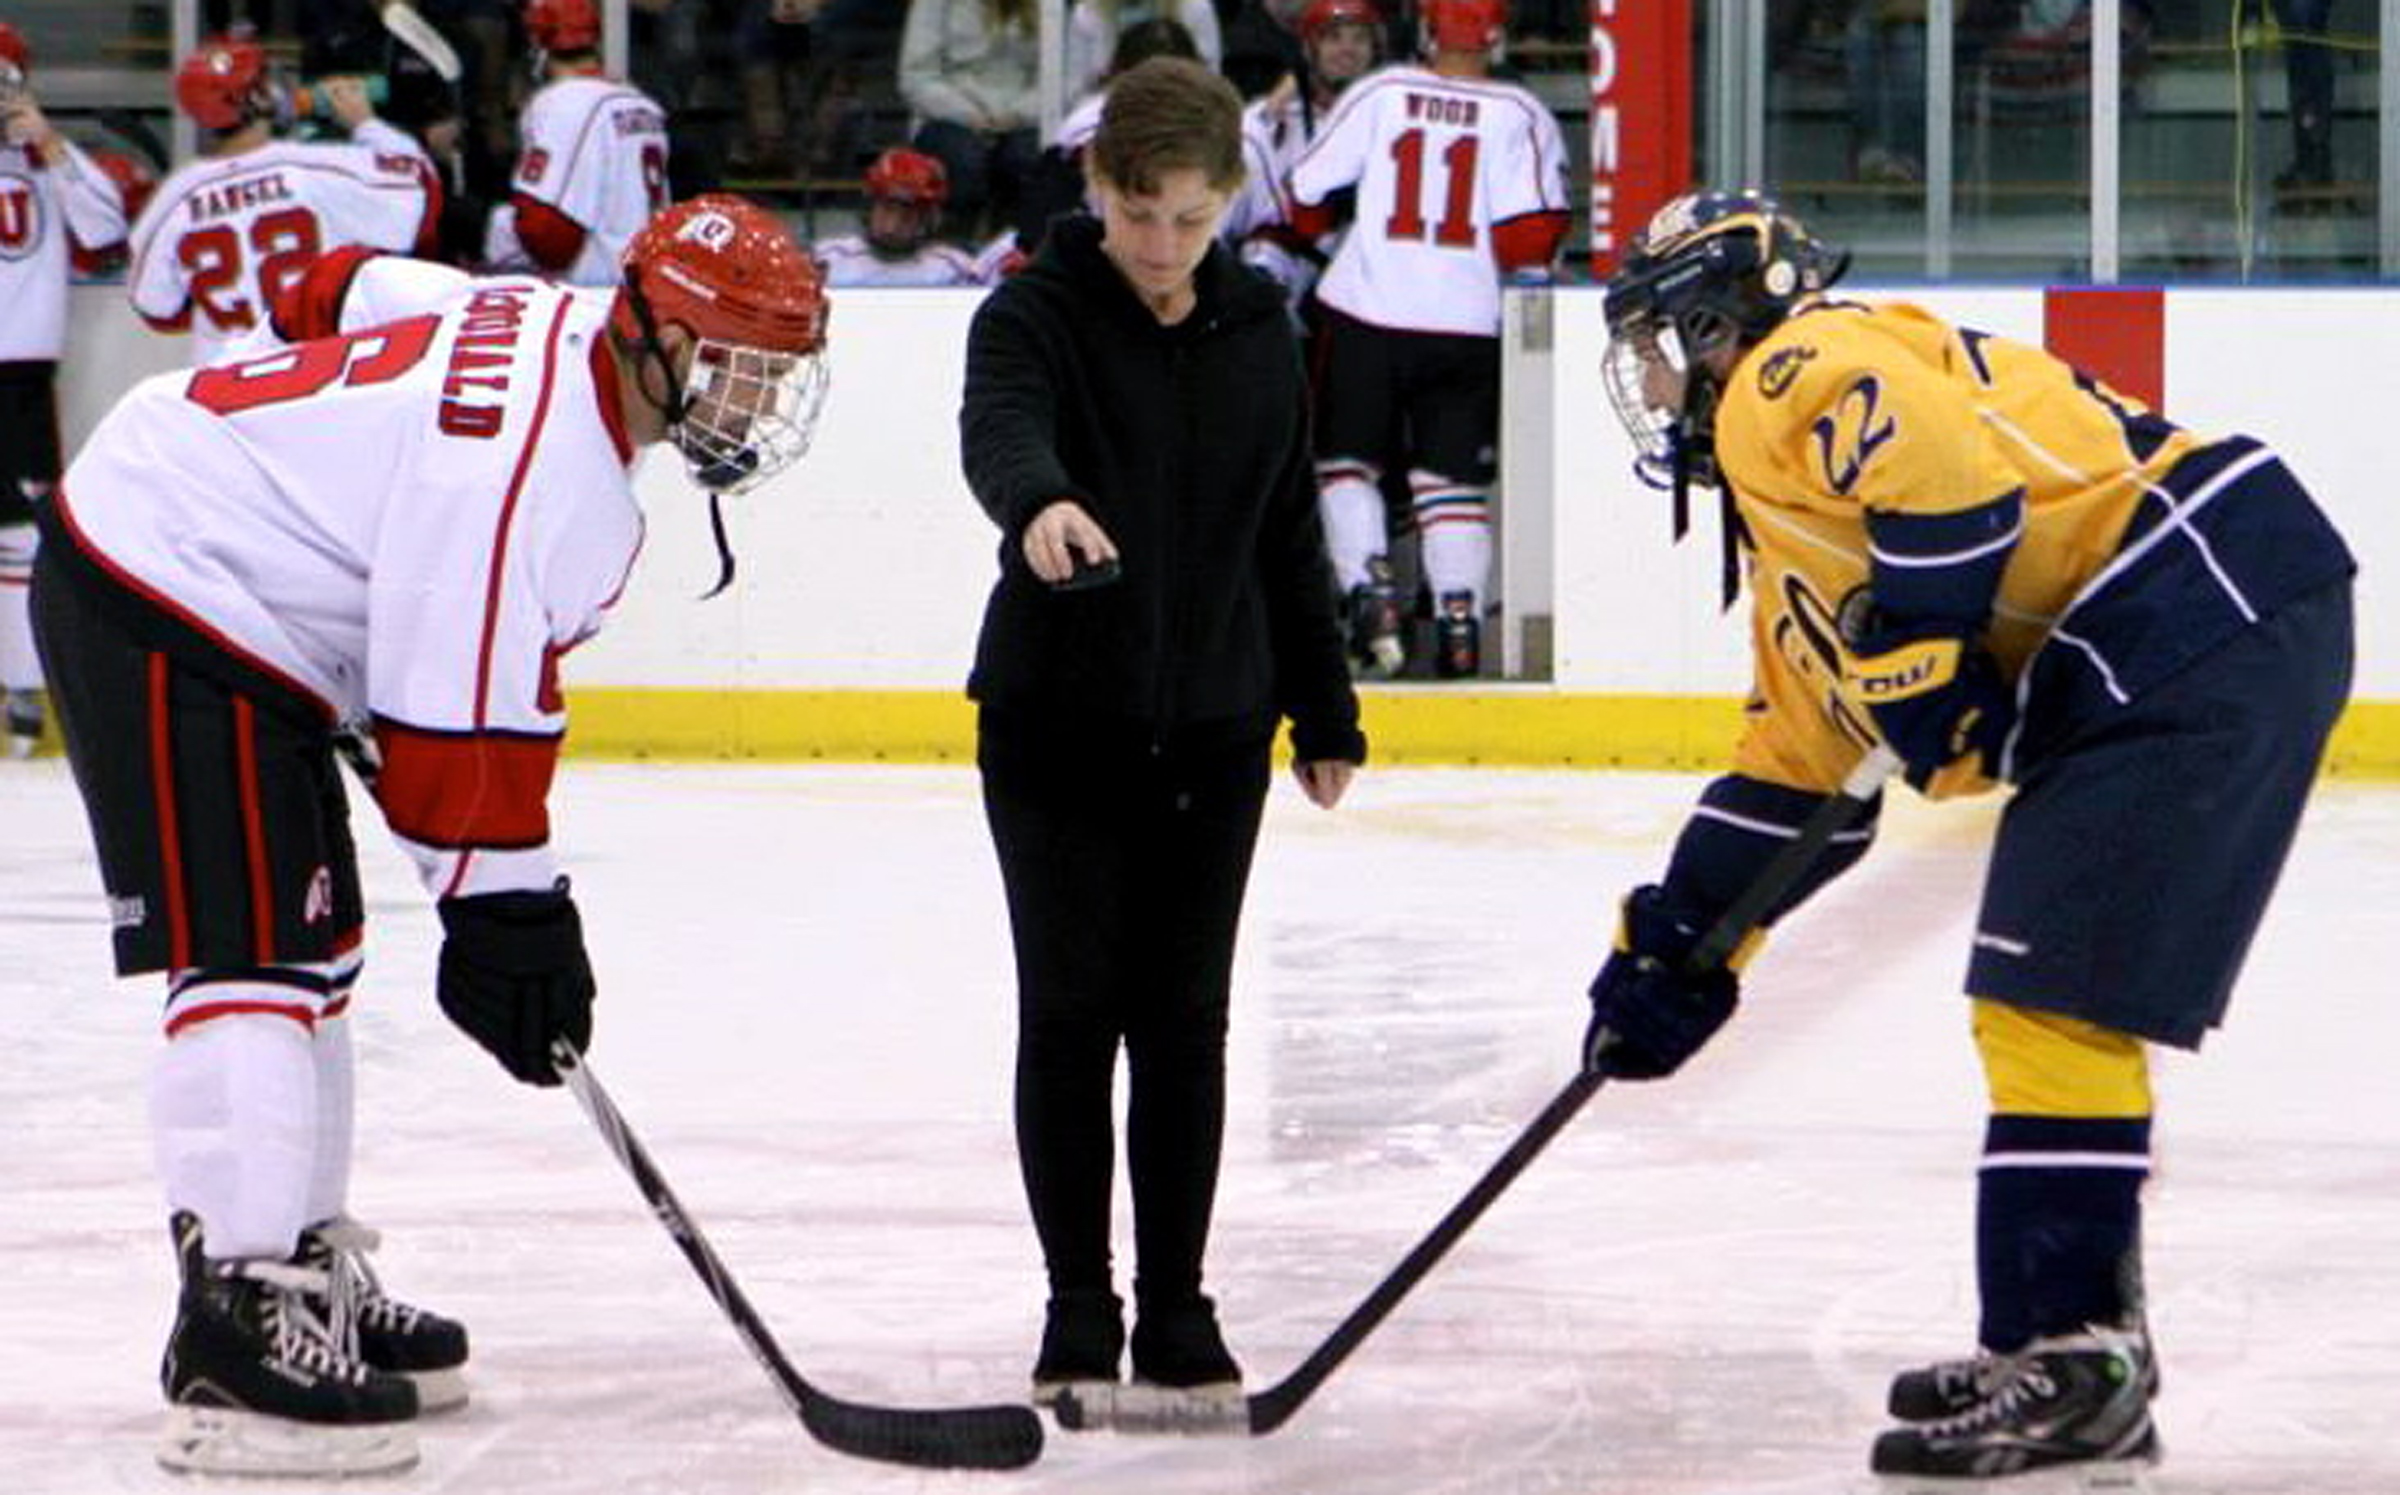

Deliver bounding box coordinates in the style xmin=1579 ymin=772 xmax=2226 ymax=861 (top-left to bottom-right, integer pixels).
xmin=1022 ymin=499 xmax=1119 ymax=586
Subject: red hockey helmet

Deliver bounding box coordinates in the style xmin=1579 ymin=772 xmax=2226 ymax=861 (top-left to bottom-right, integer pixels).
xmin=175 ymin=34 xmax=273 ymax=131
xmin=614 ymin=194 xmax=832 ymax=494
xmin=0 ymin=22 xmax=32 ymax=77
xmin=1300 ymin=0 xmax=1381 ymax=46
xmin=526 ymin=0 xmax=601 ymax=55
xmin=1420 ymin=0 xmax=1505 ymax=55
xmin=864 ymin=147 xmax=948 ymax=209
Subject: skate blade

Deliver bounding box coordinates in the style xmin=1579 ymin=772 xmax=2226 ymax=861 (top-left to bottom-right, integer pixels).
xmin=157 ymin=1404 xmax=419 ymax=1478
xmin=1876 ymin=1463 xmax=2155 ymax=1495
xmin=405 ymin=1365 xmax=469 ymax=1414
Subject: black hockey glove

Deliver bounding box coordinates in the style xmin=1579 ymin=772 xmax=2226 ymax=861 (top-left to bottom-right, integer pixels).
xmin=1582 ymin=884 xmax=1740 ymax=1080
xmin=1844 ymin=617 xmax=2017 ymax=788
xmin=436 ymin=881 xmax=595 ymax=1087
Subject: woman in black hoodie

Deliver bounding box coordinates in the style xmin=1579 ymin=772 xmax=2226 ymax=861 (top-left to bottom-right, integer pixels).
xmin=959 ymin=55 xmax=1366 ymax=1406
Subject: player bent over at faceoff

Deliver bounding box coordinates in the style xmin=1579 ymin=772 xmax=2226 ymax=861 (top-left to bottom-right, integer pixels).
xmin=1583 ymin=191 xmax=2353 ymax=1483
xmin=34 ymin=195 xmax=830 ymax=1476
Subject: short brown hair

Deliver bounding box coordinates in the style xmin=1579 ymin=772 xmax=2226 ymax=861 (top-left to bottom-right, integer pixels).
xmin=1089 ymin=57 xmax=1245 ymax=197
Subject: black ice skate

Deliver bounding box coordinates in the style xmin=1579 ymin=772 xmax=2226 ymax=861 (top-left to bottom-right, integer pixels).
xmin=1130 ymin=1292 xmax=1242 ymax=1397
xmin=1433 ymin=590 xmax=1481 ymax=679
xmin=299 ymin=1217 xmax=472 ymax=1412
xmin=1031 ymin=1288 xmax=1124 ymax=1408
xmin=159 ymin=1213 xmax=418 ymax=1477
xmin=4 ymin=688 xmax=41 ymax=759
xmin=1870 ymin=1325 xmax=2159 ymax=1484
xmin=1346 ymin=558 xmax=1405 ymax=680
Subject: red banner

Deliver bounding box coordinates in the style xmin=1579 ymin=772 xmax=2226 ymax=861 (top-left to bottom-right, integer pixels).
xmin=1589 ymin=0 xmax=1692 ymax=278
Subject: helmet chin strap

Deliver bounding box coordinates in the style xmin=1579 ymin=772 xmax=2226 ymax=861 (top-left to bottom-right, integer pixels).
xmin=623 ymin=268 xmax=740 ymax=598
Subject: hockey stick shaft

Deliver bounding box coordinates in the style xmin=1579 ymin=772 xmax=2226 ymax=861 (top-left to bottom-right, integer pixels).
xmin=378 ymin=1 xmax=463 ymax=82
xmin=1062 ymin=746 xmax=1902 ymax=1437
xmin=554 ymin=1042 xmax=1043 ymax=1470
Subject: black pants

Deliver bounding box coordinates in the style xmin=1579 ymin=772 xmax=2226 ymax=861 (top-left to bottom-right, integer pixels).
xmin=978 ymin=707 xmax=1272 ymax=1306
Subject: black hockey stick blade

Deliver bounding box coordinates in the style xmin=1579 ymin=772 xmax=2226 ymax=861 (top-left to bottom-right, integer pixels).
xmin=554 ymin=1042 xmax=1044 ymax=1470
xmin=1053 ymin=746 xmax=1902 ymax=1439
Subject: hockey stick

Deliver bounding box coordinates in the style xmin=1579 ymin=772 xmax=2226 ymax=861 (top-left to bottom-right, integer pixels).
xmin=378 ymin=1 xmax=464 ymax=83
xmin=1054 ymin=745 xmax=1903 ymax=1436
xmin=553 ymin=1042 xmax=1045 ymax=1470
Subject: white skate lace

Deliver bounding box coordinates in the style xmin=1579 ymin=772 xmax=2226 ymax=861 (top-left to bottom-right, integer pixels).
xmin=1925 ymin=1361 xmax=2057 ymax=1439
xmin=310 ymin=1219 xmax=425 ymax=1340
xmin=236 ymin=1259 xmax=374 ymax=1386
xmin=1927 ymin=1350 xmax=2016 ymax=1403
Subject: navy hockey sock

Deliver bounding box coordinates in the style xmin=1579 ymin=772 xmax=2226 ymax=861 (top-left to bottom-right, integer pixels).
xmin=1976 ymin=1115 xmax=2150 ymax=1352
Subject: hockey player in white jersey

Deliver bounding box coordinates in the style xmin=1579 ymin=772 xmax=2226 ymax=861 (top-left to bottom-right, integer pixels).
xmin=483 ymin=0 xmax=671 ymax=286
xmin=0 ymin=22 xmax=132 ymax=757
xmin=126 ymin=32 xmax=440 ymax=367
xmin=1223 ymin=0 xmax=1382 ymax=315
xmin=1287 ymin=0 xmax=1567 ymax=678
xmin=34 ymin=194 xmax=831 ymax=1477
xmin=816 ymin=146 xmax=984 ymax=287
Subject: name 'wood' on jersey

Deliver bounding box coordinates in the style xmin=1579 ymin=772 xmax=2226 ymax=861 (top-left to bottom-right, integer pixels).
xmin=57 ymin=260 xmax=641 ymax=900
xmin=1287 ymin=63 xmax=1568 ymax=338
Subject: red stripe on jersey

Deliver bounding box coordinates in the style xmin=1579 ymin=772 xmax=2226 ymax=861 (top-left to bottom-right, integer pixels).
xmin=146 ymin=653 xmax=193 ymax=972
xmin=476 ymin=294 xmax=574 ymax=729
xmin=589 ymin=334 xmax=631 ymax=464
xmin=1289 ymin=198 xmax=1338 ymax=241
xmin=232 ymin=695 xmax=276 ymax=962
xmin=47 ymin=488 xmax=337 ymax=723
xmin=165 ymin=998 xmax=316 ymax=1037
xmin=1491 ymin=209 xmax=1569 ymax=272
xmin=374 ymin=722 xmax=561 ymax=849
xmin=513 ymin=193 xmax=587 ymax=271
xmin=2042 ymin=286 xmax=2164 ymax=411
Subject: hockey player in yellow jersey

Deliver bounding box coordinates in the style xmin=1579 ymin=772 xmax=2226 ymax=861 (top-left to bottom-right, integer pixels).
xmin=1583 ymin=190 xmax=2355 ymax=1482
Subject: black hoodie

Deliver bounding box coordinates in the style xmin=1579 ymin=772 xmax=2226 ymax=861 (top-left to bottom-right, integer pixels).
xmin=960 ymin=213 xmax=1366 ymax=765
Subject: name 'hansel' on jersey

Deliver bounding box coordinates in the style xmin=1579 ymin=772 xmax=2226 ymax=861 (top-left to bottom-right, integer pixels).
xmin=54 ymin=260 xmax=641 ymax=899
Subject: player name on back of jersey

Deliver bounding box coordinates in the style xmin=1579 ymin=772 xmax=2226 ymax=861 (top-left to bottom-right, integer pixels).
xmin=1404 ymin=91 xmax=1478 ymax=126
xmin=611 ymin=109 xmax=664 ymax=139
xmin=185 ymin=171 xmax=295 ymax=223
xmin=437 ymin=283 xmax=536 ymax=439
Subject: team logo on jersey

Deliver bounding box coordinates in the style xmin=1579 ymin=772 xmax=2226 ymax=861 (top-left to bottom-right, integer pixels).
xmin=676 ymin=209 xmax=738 ymax=252
xmin=303 ymin=865 xmax=334 ymax=924
xmin=0 ymin=172 xmax=44 ymax=259
xmin=1756 ymin=343 xmax=1815 ymax=400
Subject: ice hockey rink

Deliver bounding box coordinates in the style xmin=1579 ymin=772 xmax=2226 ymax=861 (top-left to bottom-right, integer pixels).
xmin=3 ymin=758 xmax=2395 ymax=1495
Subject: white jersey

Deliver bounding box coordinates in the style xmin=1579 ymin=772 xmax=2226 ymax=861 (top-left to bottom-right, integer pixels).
xmin=126 ymin=128 xmax=437 ymax=365
xmin=0 ymin=134 xmax=132 ymax=361
xmin=504 ymin=75 xmax=669 ymax=286
xmin=1288 ymin=64 xmax=1568 ymax=337
xmin=815 ymin=234 xmax=984 ymax=288
xmin=59 ymin=262 xmax=642 ymax=899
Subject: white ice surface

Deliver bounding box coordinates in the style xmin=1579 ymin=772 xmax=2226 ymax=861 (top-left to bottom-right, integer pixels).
xmin=3 ymin=761 xmax=2396 ymax=1494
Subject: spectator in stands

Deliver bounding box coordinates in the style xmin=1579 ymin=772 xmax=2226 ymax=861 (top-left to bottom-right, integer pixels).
xmin=2265 ymin=0 xmax=2336 ymax=202
xmin=899 ymin=0 xmax=1041 ymax=242
xmin=1846 ymin=0 xmax=1926 ymax=185
xmin=1014 ymin=16 xmax=1202 ymax=254
xmin=729 ymin=0 xmax=815 ymax=178
xmin=816 ymin=145 xmax=985 ymax=285
xmin=960 ymin=55 xmax=1363 ymax=1408
xmin=1065 ymin=0 xmax=1222 ymax=99
xmin=484 ymin=0 xmax=671 ymax=285
xmin=0 ymin=22 xmax=135 ymax=758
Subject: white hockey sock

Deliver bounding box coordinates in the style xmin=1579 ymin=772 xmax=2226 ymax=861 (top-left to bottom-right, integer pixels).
xmin=0 ymin=522 xmax=38 ymax=691
xmin=1410 ymin=473 xmax=1491 ymax=606
xmin=306 ymin=1005 xmax=357 ymax=1228
xmin=1316 ymin=463 xmax=1386 ymax=591
xmin=152 ymin=1010 xmax=320 ymax=1262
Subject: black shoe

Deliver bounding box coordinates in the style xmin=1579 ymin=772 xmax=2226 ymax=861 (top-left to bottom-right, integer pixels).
xmin=1130 ymin=1293 xmax=1241 ymax=1391
xmin=159 ymin=1213 xmax=418 ymax=1476
xmin=1433 ymin=591 xmax=1481 ymax=680
xmin=1031 ymin=1289 xmax=1124 ymax=1406
xmin=3 ymin=688 xmax=40 ymax=758
xmin=298 ymin=1218 xmax=471 ymax=1411
xmin=1870 ymin=1325 xmax=2160 ymax=1479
